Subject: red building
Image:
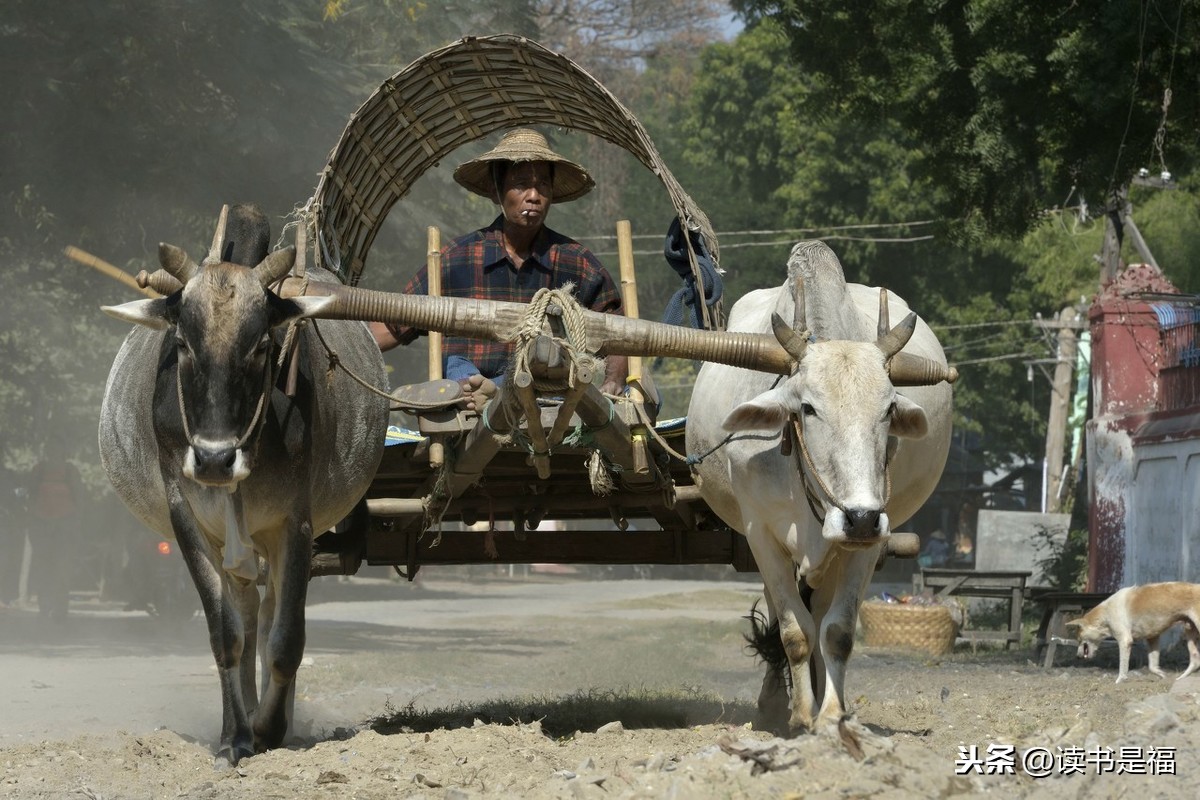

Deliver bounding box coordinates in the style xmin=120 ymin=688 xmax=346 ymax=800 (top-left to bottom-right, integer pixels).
xmin=1086 ymin=264 xmax=1200 ymax=590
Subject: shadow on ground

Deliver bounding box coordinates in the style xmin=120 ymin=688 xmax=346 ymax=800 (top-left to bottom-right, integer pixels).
xmin=368 ymin=687 xmax=757 ymax=739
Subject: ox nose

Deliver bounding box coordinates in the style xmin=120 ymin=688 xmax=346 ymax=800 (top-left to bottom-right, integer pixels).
xmin=192 ymin=446 xmax=239 ymax=482
xmin=844 ymin=508 xmax=882 ymax=539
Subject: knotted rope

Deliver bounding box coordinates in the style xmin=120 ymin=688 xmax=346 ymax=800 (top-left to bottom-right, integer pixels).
xmin=509 ymin=284 xmax=602 ymax=392
xmin=507 ymin=285 xmax=614 ymax=494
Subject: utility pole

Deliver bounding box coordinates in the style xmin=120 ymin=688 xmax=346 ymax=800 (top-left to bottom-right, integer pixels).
xmin=1099 ymin=188 xmax=1125 ymax=285
xmin=1100 ymin=177 xmax=1172 ymax=284
xmin=1042 ymin=306 xmax=1082 ymax=514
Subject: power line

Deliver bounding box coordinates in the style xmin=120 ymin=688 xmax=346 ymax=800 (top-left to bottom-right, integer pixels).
xmin=951 ymin=352 xmax=1038 ymax=367
xmin=584 ymin=218 xmax=941 ymax=241
xmin=593 ymin=233 xmax=934 ymax=258
xmin=718 ymin=220 xmax=940 ymax=236
xmin=1105 ymin=0 xmax=1151 ymax=198
xmin=929 ymin=319 xmax=1041 ymax=331
xmin=942 ymin=331 xmax=1015 ymax=353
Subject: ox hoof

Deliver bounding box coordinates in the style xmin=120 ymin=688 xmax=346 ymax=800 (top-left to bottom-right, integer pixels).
xmin=785 ymin=714 xmax=817 ymax=738
xmin=753 ymin=708 xmax=791 ymax=738
xmin=815 ymin=717 xmax=876 ymax=760
xmin=213 ymin=743 xmax=254 ymax=770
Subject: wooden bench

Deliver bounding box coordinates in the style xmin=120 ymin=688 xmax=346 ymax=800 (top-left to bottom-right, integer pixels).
xmin=1030 ymin=591 xmax=1112 ymax=668
xmin=913 ymin=568 xmax=1032 ymax=648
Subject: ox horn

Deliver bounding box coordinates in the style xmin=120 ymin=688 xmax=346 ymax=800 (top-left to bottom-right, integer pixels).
xmin=202 ymin=204 xmax=230 ymax=266
xmin=253 ymin=246 xmax=296 ymax=287
xmin=875 ymin=299 xmax=960 ymax=386
xmin=157 ymin=242 xmax=201 ymax=284
xmin=771 ymin=312 xmax=808 ymax=364
xmin=877 ymin=311 xmax=917 ymax=358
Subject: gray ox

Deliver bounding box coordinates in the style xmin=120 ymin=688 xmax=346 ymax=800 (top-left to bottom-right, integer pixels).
xmin=685 ymin=241 xmax=955 ymax=734
xmin=98 ymin=206 xmax=388 ymax=765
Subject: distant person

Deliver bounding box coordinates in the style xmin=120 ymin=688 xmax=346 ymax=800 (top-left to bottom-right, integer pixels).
xmin=952 ymin=531 xmax=975 ymax=567
xmin=953 ymin=502 xmax=977 ymax=566
xmin=370 ymin=128 xmax=627 ymax=409
xmin=0 ymin=453 xmax=27 ymax=608
xmin=27 ymin=440 xmax=84 ymax=620
xmin=917 ymin=529 xmax=950 ymax=569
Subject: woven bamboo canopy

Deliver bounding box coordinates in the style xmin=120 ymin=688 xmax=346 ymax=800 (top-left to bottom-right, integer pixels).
xmin=305 ymin=34 xmax=720 ymax=328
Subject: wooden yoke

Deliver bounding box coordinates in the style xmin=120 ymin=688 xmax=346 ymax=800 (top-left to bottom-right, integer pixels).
xmin=281 ymin=278 xmax=798 ymax=375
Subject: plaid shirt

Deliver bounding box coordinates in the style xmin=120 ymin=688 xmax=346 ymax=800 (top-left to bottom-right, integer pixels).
xmin=387 ymin=216 xmax=623 ymax=379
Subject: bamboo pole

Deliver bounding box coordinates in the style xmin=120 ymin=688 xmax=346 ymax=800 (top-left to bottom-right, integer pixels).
xmin=63 ymin=246 xmax=160 ymax=298
xmin=616 ymin=220 xmax=650 ymax=477
xmin=616 ymin=220 xmax=643 ymax=404
xmin=426 ymin=226 xmax=443 ymax=380
xmin=426 ymin=226 xmax=444 ymax=469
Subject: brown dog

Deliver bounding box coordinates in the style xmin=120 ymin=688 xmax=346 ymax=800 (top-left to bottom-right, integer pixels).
xmin=1065 ymin=582 xmax=1200 ymax=683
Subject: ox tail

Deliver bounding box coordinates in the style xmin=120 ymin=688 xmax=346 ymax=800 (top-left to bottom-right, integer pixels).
xmin=743 ymin=600 xmax=790 ymax=689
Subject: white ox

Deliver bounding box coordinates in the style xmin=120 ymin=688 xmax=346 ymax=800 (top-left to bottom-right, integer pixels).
xmin=686 ymin=240 xmax=954 ymax=734
xmin=98 ymin=206 xmax=388 ymax=765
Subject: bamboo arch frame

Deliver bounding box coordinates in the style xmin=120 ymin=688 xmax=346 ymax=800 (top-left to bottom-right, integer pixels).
xmin=306 ymin=33 xmax=722 ymax=330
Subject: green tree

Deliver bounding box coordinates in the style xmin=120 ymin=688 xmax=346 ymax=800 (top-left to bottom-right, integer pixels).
xmin=0 ymin=1 xmax=737 ymax=463
xmin=643 ymin=20 xmax=1083 ymax=469
xmin=0 ymin=1 xmax=504 ymax=464
xmin=732 ymin=0 xmax=1200 ymax=238
xmin=1132 ymin=174 xmax=1200 ymax=292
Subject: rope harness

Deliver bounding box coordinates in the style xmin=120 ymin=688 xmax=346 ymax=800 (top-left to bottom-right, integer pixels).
xmin=175 ymin=345 xmax=275 ymax=456
xmin=304 ymin=317 xmax=395 ymax=402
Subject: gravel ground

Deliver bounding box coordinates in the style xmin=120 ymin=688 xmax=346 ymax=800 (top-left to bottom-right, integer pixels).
xmin=1 ymin=573 xmax=1197 ymax=798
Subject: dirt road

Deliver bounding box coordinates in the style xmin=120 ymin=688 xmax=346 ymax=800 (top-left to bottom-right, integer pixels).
xmin=1 ymin=571 xmax=1198 ymax=798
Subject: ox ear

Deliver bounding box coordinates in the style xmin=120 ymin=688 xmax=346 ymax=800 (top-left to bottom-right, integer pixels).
xmin=889 ymin=394 xmax=928 ymax=439
xmin=101 ymin=297 xmax=174 ymax=330
xmin=721 ymin=388 xmax=790 ymax=432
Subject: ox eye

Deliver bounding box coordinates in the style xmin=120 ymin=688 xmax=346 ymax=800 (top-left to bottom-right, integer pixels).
xmin=175 ymin=338 xmax=191 ymax=358
xmin=255 ymin=336 xmax=271 ymax=354
xmin=800 ymin=402 xmax=816 ymax=418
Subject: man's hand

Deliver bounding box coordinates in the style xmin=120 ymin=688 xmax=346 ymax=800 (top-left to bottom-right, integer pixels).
xmin=600 ymin=354 xmax=629 ymax=396
xmin=369 ymin=321 xmax=400 ymax=351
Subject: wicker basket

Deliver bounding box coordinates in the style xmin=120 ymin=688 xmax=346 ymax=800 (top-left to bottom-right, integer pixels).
xmin=859 ymin=601 xmax=959 ymax=656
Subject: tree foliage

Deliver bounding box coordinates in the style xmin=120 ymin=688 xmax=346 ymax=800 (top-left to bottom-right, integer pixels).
xmin=661 ymin=7 xmax=1200 ymax=475
xmin=9 ymin=0 xmax=1197 ymax=489
xmin=0 ymin=1 xmax=729 ymax=469
xmin=732 ymin=0 xmax=1200 ymax=237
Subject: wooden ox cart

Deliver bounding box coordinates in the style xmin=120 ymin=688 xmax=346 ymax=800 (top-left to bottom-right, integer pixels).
xmin=137 ymin=35 xmax=916 ymax=580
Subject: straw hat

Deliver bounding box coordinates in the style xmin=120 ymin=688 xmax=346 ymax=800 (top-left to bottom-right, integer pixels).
xmin=453 ymin=128 xmax=594 ymax=203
